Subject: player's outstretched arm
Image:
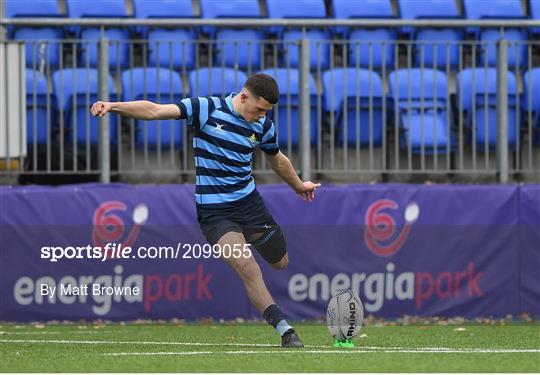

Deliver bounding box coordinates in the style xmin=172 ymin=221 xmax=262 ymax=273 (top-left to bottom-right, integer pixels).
xmin=266 ymin=151 xmax=321 ymax=202
xmin=90 ymin=100 xmax=180 ymax=121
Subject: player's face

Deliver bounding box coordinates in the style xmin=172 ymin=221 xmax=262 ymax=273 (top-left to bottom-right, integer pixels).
xmin=240 ymin=92 xmax=273 ymax=123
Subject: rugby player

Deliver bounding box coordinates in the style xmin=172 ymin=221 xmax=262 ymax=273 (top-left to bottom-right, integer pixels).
xmin=91 ymin=74 xmax=321 ymax=347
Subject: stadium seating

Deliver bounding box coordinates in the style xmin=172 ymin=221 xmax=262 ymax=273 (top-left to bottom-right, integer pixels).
xmin=332 ymin=0 xmax=394 ymax=36
xmin=266 ymin=0 xmax=329 ymax=69
xmin=322 ymin=68 xmax=385 ymax=146
xmin=26 ymin=69 xmax=55 ymax=144
xmin=52 ymin=68 xmax=118 ymax=145
xmin=457 ymin=68 xmax=518 ymax=149
xmin=522 ymin=68 xmax=540 ymax=137
xmin=398 ymin=0 xmax=462 ymax=68
xmin=199 ymin=0 xmax=261 ymax=36
xmin=463 ymin=0 xmax=528 ymax=69
xmin=215 ymin=29 xmax=263 ymax=69
xmin=389 ymin=68 xmax=454 ymax=154
xmin=6 ymin=0 xmax=63 ymax=68
xmin=65 ymin=0 xmax=130 ymax=68
xmin=348 ymin=29 xmax=396 ymax=69
xmin=282 ymin=29 xmax=331 ymax=70
xmin=531 ymin=0 xmax=540 ymax=35
xmin=260 ymin=68 xmax=318 ymax=146
xmin=132 ymin=0 xmax=195 ymax=37
xmin=122 ymin=67 xmax=184 ymax=148
xmin=189 ymin=68 xmax=247 ymax=97
xmin=332 ymin=0 xmax=395 ymax=69
xmin=266 ymin=0 xmax=327 ymax=35
xmin=148 ymin=29 xmax=197 ymax=69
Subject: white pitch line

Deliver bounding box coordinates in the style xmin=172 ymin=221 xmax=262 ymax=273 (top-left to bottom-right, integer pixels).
xmin=0 ymin=331 xmax=99 ymax=335
xmin=102 ymin=349 xmax=540 ymax=356
xmin=1 ymin=339 xmax=539 ymax=354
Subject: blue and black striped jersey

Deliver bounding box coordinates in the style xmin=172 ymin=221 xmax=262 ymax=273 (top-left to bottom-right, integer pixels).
xmin=176 ymin=93 xmax=279 ymax=207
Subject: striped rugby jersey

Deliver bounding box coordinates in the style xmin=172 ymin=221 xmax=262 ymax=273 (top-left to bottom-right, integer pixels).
xmin=176 ymin=92 xmax=279 ymax=207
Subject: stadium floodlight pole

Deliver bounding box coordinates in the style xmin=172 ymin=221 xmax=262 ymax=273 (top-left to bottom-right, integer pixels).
xmin=98 ymin=37 xmax=110 ymax=183
xmin=0 ymin=0 xmax=6 ymax=41
xmin=299 ymin=36 xmax=311 ymax=180
xmin=496 ymin=37 xmax=508 ymax=184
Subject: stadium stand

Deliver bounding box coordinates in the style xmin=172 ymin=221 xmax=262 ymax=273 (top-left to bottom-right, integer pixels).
xmin=398 ymin=0 xmax=462 ymax=69
xmin=260 ymin=68 xmax=318 ymax=146
xmin=522 ymin=68 xmax=540 ymax=141
xmin=463 ymin=0 xmax=528 ymax=69
xmin=132 ymin=0 xmax=195 ymax=36
xmin=322 ymin=68 xmax=385 ymax=146
xmin=389 ymin=68 xmax=454 ymax=154
xmin=6 ymin=0 xmax=63 ymax=68
xmin=65 ymin=0 xmax=130 ymax=68
xmin=188 ymin=67 xmax=247 ymax=97
xmin=52 ymin=68 xmax=118 ymax=145
xmin=26 ymin=68 xmax=55 ymax=144
xmin=332 ymin=0 xmax=396 ymax=70
xmin=457 ymin=68 xmax=518 ymax=149
xmin=121 ymin=67 xmax=184 ymax=147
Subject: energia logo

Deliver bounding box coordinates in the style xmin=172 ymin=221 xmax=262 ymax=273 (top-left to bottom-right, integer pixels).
xmin=364 ymin=199 xmax=419 ymax=257
xmin=92 ymin=201 xmax=148 ymax=251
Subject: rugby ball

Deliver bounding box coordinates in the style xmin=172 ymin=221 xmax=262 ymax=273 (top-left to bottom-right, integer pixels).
xmin=326 ymin=289 xmax=364 ymax=341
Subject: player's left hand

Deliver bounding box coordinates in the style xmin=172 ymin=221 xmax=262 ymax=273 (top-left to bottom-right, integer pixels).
xmin=297 ymin=181 xmax=321 ymax=202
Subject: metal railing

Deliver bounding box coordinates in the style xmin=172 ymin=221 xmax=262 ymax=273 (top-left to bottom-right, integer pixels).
xmin=1 ymin=17 xmax=539 ymax=183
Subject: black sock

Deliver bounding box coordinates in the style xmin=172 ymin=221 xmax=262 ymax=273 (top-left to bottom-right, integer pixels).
xmin=263 ymin=304 xmax=285 ymax=328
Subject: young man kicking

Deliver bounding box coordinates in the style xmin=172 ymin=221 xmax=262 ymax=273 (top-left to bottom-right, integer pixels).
xmin=91 ymin=73 xmax=321 ymax=347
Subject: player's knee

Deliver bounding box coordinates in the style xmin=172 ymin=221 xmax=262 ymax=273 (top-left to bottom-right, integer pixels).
xmin=270 ymin=253 xmax=289 ymax=270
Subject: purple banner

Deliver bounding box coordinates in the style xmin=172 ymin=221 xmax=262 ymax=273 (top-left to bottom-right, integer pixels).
xmin=519 ymin=185 xmax=540 ymax=316
xmin=0 ymin=183 xmax=538 ymax=321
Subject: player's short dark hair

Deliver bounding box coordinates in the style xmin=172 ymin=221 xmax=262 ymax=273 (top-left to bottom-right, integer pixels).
xmin=244 ymin=74 xmax=279 ymax=104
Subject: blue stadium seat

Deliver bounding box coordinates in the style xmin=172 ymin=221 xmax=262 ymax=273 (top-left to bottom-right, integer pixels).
xmin=65 ymin=0 xmax=130 ymax=68
xmin=26 ymin=69 xmax=56 ymax=144
xmin=6 ymin=0 xmax=63 ymax=68
xmin=282 ymin=29 xmax=331 ymax=70
xmin=522 ymin=68 xmax=540 ymax=133
xmin=266 ymin=0 xmax=327 ymax=36
xmin=13 ymin=28 xmax=63 ymax=69
xmin=389 ymin=68 xmax=454 ymax=154
xmin=531 ymin=0 xmax=540 ymax=35
xmin=122 ymin=68 xmax=184 ymax=148
xmin=348 ymin=29 xmax=396 ymax=69
xmin=463 ymin=0 xmax=527 ymax=69
xmin=6 ymin=0 xmax=60 ymax=18
xmin=333 ymin=0 xmax=393 ymax=37
xmin=199 ymin=0 xmax=261 ymax=36
xmin=479 ymin=29 xmax=528 ymax=69
xmin=399 ymin=0 xmax=462 ymax=68
xmin=457 ymin=68 xmax=518 ymax=149
xmin=463 ymin=0 xmax=524 ymax=21
xmin=215 ymin=29 xmax=263 ymax=69
xmin=188 ymin=68 xmax=247 ymax=97
xmin=132 ymin=0 xmax=194 ymax=36
xmin=52 ymin=68 xmax=118 ymax=145
xmin=78 ymin=28 xmax=130 ymax=69
xmin=260 ymin=69 xmax=318 ymax=146
xmin=322 ymin=68 xmax=385 ymax=146
xmin=148 ymin=29 xmax=197 ymax=69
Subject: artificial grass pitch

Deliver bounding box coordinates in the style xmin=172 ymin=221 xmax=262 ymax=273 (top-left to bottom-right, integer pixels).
xmin=0 ymin=322 xmax=539 ymax=372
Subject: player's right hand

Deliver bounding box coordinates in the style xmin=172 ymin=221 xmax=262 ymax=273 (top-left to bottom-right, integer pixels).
xmin=90 ymin=101 xmax=111 ymax=118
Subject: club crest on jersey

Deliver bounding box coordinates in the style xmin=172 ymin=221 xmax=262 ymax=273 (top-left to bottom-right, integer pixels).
xmin=249 ymin=134 xmax=257 ymax=144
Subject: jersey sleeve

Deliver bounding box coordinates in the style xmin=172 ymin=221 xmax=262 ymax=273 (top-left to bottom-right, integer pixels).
xmin=176 ymin=97 xmax=210 ymax=129
xmin=259 ymin=119 xmax=280 ymax=155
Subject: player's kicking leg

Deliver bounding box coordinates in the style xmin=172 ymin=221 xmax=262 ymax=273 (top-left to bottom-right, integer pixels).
xmin=217 ymin=231 xmax=303 ymax=348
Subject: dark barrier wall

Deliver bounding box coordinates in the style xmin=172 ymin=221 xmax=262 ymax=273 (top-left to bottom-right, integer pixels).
xmin=0 ymin=184 xmax=538 ymax=321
